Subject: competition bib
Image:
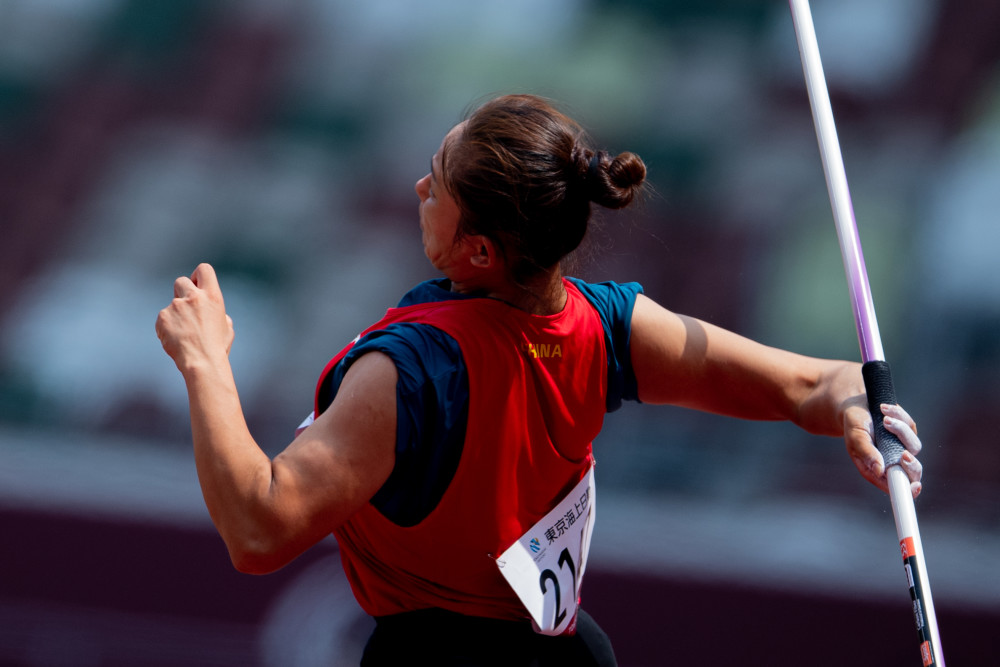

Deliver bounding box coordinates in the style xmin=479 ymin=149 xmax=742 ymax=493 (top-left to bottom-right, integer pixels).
xmin=294 ymin=412 xmax=315 ymax=437
xmin=496 ymin=465 xmax=596 ymax=636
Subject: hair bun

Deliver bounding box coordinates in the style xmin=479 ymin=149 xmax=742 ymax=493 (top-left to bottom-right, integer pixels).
xmin=584 ymin=150 xmax=647 ymax=210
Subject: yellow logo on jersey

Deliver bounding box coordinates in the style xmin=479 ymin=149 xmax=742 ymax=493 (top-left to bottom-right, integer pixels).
xmin=523 ymin=342 xmax=562 ymax=359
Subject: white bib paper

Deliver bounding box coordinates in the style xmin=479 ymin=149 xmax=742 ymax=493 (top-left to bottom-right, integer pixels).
xmin=295 ymin=412 xmax=315 ymax=437
xmin=496 ymin=465 xmax=596 ymax=636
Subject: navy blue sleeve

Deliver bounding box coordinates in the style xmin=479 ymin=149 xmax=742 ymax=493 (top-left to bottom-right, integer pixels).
xmin=332 ymin=323 xmax=468 ymax=527
xmin=567 ymin=278 xmax=644 ymax=411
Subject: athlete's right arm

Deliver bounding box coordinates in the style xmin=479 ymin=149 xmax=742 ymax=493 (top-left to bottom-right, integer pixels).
xmin=157 ymin=263 xmax=396 ymax=574
xmin=627 ymin=293 xmax=845 ymax=427
xmin=627 ymin=293 xmax=922 ymax=497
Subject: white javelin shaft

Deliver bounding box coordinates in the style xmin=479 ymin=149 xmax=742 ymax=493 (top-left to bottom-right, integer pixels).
xmin=788 ymin=1 xmax=944 ymax=665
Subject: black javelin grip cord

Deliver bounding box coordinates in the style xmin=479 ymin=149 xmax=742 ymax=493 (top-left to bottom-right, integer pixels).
xmin=861 ymin=361 xmax=905 ymax=467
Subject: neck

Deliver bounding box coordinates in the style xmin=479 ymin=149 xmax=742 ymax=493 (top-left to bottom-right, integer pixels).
xmin=452 ymin=268 xmax=567 ymax=315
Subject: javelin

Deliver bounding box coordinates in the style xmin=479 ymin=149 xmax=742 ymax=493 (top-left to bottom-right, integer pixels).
xmin=788 ymin=1 xmax=944 ymax=664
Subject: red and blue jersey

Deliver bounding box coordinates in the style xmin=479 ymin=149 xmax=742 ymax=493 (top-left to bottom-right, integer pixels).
xmin=313 ymin=277 xmax=642 ymax=620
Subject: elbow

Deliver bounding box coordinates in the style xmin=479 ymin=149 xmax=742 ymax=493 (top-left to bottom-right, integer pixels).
xmin=224 ymin=532 xmax=293 ymax=575
xmin=228 ymin=543 xmax=288 ymax=575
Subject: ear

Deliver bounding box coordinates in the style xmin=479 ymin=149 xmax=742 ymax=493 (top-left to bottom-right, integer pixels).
xmin=468 ymin=235 xmax=497 ymax=269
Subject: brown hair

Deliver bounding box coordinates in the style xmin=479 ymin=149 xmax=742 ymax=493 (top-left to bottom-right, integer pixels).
xmin=441 ymin=94 xmax=646 ymax=282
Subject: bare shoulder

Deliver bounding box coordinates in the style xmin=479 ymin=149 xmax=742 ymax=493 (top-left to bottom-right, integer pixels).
xmin=629 ymin=294 xmax=708 ymax=405
xmin=270 ymin=352 xmax=398 ymax=532
xmin=292 ymin=350 xmax=397 ymax=483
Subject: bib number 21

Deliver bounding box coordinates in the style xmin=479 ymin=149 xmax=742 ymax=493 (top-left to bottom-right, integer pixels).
xmin=539 ymin=547 xmax=578 ymax=629
xmin=496 ymin=465 xmax=596 ymax=636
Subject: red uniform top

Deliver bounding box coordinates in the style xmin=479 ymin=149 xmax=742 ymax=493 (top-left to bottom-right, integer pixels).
xmin=314 ymin=279 xmax=608 ymax=620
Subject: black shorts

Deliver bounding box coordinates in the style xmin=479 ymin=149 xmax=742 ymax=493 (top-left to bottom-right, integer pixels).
xmin=360 ymin=607 xmax=617 ymax=667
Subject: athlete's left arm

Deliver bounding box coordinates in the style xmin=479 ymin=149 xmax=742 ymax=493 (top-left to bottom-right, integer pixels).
xmin=627 ymin=293 xmax=922 ymax=496
xmin=156 ymin=263 xmax=396 ymax=574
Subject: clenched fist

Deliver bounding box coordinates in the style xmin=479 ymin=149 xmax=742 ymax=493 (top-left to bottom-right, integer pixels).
xmin=156 ymin=263 xmax=235 ymax=373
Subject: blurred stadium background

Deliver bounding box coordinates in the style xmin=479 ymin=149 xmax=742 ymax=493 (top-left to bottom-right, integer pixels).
xmin=1 ymin=0 xmax=998 ymax=665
